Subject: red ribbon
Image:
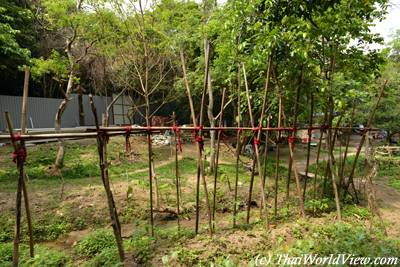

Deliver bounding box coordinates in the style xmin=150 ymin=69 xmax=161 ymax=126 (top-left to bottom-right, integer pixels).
xmin=12 ymin=147 xmax=27 ymax=163
xmin=194 ymin=125 xmax=204 ymax=152
xmin=11 ymin=133 xmax=22 ymax=142
xmin=172 ymin=125 xmax=182 ymax=153
xmin=253 ymin=127 xmax=261 ymax=147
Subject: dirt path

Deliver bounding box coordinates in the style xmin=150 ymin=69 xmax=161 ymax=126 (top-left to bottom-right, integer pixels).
xmin=374 ymin=180 xmax=400 ymax=236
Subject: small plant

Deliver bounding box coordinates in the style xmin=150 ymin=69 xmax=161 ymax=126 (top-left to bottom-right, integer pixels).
xmin=304 ymin=198 xmax=332 ymax=216
xmin=22 ymin=247 xmax=70 ymax=267
xmin=89 ymin=247 xmax=122 ymax=267
xmin=125 ymin=233 xmax=154 ymax=264
xmin=75 ymin=229 xmax=116 ymax=258
xmin=0 ymin=242 xmax=13 ymax=264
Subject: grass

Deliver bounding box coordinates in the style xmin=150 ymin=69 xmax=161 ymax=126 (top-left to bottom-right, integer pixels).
xmin=0 ymin=138 xmax=399 ymax=266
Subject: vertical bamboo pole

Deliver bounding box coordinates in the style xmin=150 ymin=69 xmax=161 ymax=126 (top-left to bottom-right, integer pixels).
xmin=172 ymin=112 xmax=181 ymax=232
xmin=345 ymin=81 xmax=387 ymax=199
xmin=285 ymin=70 xmax=302 ymax=201
xmin=324 ymin=97 xmax=342 ymax=219
xmin=274 ymin=89 xmax=283 ymax=217
xmin=212 ymin=88 xmax=226 ymax=231
xmin=89 ymin=96 xmax=124 ymax=261
xmin=340 ymin=102 xmax=356 ymax=187
xmin=21 ymin=66 xmax=30 ymax=133
xmin=303 ymin=93 xmax=314 ymax=200
xmin=233 ymin=64 xmax=241 ymax=228
xmin=180 ymin=50 xmax=212 ymax=235
xmin=312 ymin=108 xmax=328 ymax=199
xmin=261 ymin=116 xmax=270 ymax=194
xmin=20 ymin=66 xmax=34 ymax=258
xmin=283 ymin=69 xmax=305 ymax=217
xmin=5 ymin=112 xmax=24 ymax=267
xmin=242 ymin=63 xmax=270 ymax=225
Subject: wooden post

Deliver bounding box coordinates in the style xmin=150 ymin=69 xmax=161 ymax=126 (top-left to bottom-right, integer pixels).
xmin=5 ymin=112 xmax=25 ymax=267
xmin=212 ymin=88 xmax=226 ymax=231
xmin=303 ymin=93 xmax=314 ymax=200
xmin=89 ymin=96 xmax=124 ymax=261
xmin=20 ymin=66 xmax=35 ymax=258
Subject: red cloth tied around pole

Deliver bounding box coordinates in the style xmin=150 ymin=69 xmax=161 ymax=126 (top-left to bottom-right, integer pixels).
xmin=12 ymin=147 xmax=27 ymax=163
xmin=11 ymin=133 xmax=22 ymax=142
xmin=194 ymin=126 xmax=204 ymax=152
xmin=125 ymin=126 xmax=132 ymax=154
xmin=172 ymin=125 xmax=182 ymax=153
xmin=252 ymin=127 xmax=261 ymax=147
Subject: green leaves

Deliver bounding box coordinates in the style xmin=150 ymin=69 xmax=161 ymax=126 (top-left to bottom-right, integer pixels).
xmin=31 ymin=50 xmax=70 ymax=81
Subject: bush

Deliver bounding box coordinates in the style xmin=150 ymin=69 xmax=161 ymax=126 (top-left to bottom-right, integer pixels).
xmin=274 ymin=222 xmax=400 ymax=257
xmin=0 ymin=242 xmax=13 ymax=264
xmin=304 ymin=198 xmax=333 ymax=216
xmin=125 ymin=234 xmax=154 ymax=264
xmin=75 ymin=229 xmax=116 ymax=258
xmin=22 ymin=248 xmax=70 ymax=267
xmin=89 ymin=247 xmax=122 ymax=267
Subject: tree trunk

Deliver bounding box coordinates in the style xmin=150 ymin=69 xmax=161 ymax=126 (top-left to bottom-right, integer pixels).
xmin=54 ymin=69 xmax=74 ymax=170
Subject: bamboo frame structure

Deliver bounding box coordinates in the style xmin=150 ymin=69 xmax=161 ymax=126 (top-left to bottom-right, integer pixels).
xmin=2 ymin=79 xmax=386 ymax=262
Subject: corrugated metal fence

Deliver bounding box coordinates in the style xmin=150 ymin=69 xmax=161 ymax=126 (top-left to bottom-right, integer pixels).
xmin=0 ymin=94 xmax=112 ymax=131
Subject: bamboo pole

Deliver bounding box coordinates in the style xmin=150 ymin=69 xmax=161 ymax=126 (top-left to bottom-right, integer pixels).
xmin=340 ymin=101 xmax=356 ymax=187
xmin=345 ymin=81 xmax=387 ymax=200
xmin=21 ymin=66 xmax=30 ymax=133
xmin=19 ymin=66 xmax=35 ymax=258
xmin=172 ymin=112 xmax=181 ymax=232
xmin=89 ymin=96 xmax=124 ymax=261
xmin=285 ymin=71 xmax=302 ymax=201
xmin=274 ymin=88 xmax=283 ymax=217
xmin=312 ymin=108 xmax=328 ymax=199
xmin=261 ymin=116 xmax=270 ymax=198
xmin=233 ymin=64 xmax=241 ymax=228
xmin=286 ymin=77 xmax=306 ymax=217
xmin=242 ymin=64 xmax=269 ymax=225
xmin=212 ymin=88 xmax=226 ymax=231
xmin=4 ymin=112 xmax=25 ymax=267
xmin=326 ymin=122 xmax=342 ymax=220
xmin=180 ymin=50 xmax=212 ymax=235
xmin=0 ymin=126 xmax=374 ymax=142
xmin=303 ymin=93 xmax=314 ymax=200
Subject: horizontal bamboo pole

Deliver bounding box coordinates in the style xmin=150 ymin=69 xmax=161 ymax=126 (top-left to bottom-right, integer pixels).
xmin=0 ymin=127 xmax=376 ymax=141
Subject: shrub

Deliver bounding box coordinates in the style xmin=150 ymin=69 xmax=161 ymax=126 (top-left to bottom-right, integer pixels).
xmin=89 ymin=247 xmax=122 ymax=267
xmin=22 ymin=248 xmax=70 ymax=267
xmin=0 ymin=242 xmax=13 ymax=264
xmin=125 ymin=233 xmax=154 ymax=264
xmin=75 ymin=229 xmax=116 ymax=258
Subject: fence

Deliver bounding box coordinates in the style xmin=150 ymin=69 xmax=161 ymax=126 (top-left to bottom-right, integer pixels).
xmin=0 ymin=94 xmax=112 ymax=131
